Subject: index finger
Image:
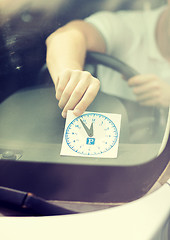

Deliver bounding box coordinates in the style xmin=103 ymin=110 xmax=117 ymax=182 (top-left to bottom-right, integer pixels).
xmin=73 ymin=82 xmax=100 ymax=116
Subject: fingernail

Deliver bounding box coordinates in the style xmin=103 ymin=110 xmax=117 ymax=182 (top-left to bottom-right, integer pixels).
xmin=73 ymin=108 xmax=81 ymax=116
xmin=62 ymin=111 xmax=67 ymax=118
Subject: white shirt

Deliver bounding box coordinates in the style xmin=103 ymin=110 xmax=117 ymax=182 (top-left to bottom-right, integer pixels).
xmin=85 ymin=6 xmax=170 ymax=101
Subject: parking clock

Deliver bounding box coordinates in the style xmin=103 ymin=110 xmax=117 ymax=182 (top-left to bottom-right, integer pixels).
xmin=61 ymin=111 xmax=121 ymax=158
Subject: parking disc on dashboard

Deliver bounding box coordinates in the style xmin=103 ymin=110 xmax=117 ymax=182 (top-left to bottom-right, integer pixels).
xmin=61 ymin=110 xmax=121 ymax=158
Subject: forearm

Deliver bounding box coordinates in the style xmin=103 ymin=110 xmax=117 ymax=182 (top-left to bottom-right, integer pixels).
xmin=47 ymin=27 xmax=87 ymax=79
xmin=46 ymin=20 xmax=106 ymax=84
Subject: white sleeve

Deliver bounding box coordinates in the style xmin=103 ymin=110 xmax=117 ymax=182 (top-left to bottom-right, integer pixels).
xmin=85 ymin=11 xmax=144 ymax=57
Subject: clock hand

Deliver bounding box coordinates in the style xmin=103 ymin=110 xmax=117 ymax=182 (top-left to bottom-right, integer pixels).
xmin=89 ymin=122 xmax=94 ymax=137
xmin=80 ymin=119 xmax=93 ymax=137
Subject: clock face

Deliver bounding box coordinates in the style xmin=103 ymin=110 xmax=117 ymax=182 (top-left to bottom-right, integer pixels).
xmin=65 ymin=113 xmax=118 ymax=156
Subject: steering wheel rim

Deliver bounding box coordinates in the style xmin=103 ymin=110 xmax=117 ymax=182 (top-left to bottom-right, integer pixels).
xmin=86 ymin=51 xmax=139 ymax=79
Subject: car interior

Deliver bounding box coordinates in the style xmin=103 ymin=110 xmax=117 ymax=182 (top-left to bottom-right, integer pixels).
xmin=0 ymin=0 xmax=169 ymax=216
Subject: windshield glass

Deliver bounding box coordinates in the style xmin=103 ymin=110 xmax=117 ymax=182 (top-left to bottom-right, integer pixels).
xmin=0 ymin=0 xmax=169 ymax=167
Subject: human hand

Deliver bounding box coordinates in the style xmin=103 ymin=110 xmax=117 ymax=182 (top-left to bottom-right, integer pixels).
xmin=54 ymin=69 xmax=100 ymax=118
xmin=128 ymin=74 xmax=170 ymax=107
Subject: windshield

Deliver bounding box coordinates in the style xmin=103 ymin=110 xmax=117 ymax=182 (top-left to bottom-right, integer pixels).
xmin=0 ymin=0 xmax=169 ymax=167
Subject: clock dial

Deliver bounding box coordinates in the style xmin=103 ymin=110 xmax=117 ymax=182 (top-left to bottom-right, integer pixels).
xmin=65 ymin=113 xmax=118 ymax=156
